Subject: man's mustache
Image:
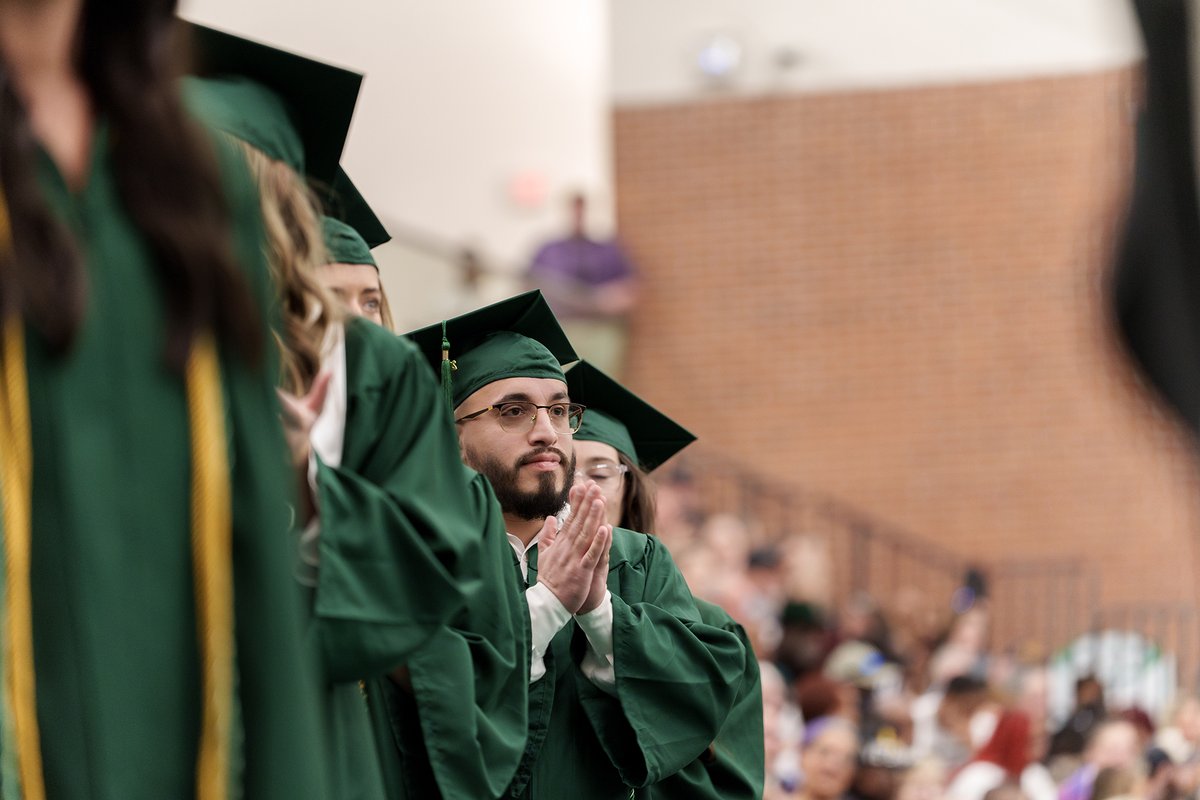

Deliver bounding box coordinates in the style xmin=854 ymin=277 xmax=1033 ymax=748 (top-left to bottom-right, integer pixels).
xmin=516 ymin=447 xmax=570 ymax=468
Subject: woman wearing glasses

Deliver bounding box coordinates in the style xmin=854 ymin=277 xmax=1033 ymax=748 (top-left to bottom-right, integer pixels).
xmin=565 ymin=361 xmax=767 ymax=800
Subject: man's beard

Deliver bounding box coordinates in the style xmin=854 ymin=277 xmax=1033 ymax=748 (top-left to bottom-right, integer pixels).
xmin=465 ymin=445 xmax=576 ymax=521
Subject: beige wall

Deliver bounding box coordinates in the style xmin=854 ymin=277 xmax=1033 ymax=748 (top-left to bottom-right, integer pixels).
xmin=180 ymin=0 xmax=612 ymax=328
xmin=610 ymin=0 xmax=1143 ymax=104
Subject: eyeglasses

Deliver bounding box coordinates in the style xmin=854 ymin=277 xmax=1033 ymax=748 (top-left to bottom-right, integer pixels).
xmin=455 ymin=401 xmax=586 ymax=434
xmin=575 ymin=462 xmax=629 ymax=488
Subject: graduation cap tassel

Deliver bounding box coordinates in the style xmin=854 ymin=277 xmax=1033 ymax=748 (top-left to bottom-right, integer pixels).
xmin=440 ymin=320 xmax=456 ymax=408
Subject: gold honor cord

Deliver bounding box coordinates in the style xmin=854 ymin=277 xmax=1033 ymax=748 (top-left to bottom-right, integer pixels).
xmin=0 ymin=189 xmax=45 ymax=800
xmin=0 ymin=192 xmax=235 ymax=799
xmin=1 ymin=320 xmax=43 ymax=800
xmin=187 ymin=334 xmax=234 ymax=800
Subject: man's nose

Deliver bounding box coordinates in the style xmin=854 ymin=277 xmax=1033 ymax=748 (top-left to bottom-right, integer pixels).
xmin=528 ymin=407 xmax=558 ymax=445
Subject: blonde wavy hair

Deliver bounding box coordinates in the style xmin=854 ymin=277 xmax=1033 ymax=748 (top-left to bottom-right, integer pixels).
xmin=236 ymin=141 xmax=341 ymax=395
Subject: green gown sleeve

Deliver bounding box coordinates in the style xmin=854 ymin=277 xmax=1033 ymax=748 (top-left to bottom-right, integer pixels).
xmin=574 ymin=531 xmax=749 ymax=788
xmin=312 ymin=319 xmax=481 ymax=682
xmin=366 ymin=471 xmax=530 ymax=800
xmin=638 ymin=600 xmax=765 ymax=800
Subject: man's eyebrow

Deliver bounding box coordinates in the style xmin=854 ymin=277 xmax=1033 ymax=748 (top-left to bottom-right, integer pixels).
xmin=549 ymin=390 xmax=568 ymax=402
xmin=495 ymin=392 xmax=534 ymax=404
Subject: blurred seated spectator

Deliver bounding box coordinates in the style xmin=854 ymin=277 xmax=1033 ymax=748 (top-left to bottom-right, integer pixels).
xmin=799 ymin=717 xmax=861 ymax=800
xmin=824 ymin=640 xmax=907 ymax=742
xmin=1142 ymin=747 xmax=1177 ymax=800
xmin=764 ymin=660 xmax=805 ymax=799
xmin=1048 ymin=676 xmax=1107 ymax=764
xmin=526 ymin=191 xmax=638 ymax=375
xmin=896 ymin=759 xmax=948 ymax=800
xmin=650 ymin=464 xmax=702 ymax=555
xmin=946 ymin=710 xmax=1057 ymax=800
xmin=778 ymin=602 xmax=837 ymax=683
xmin=1057 ymin=719 xmax=1142 ymax=800
xmin=1089 ymin=765 xmax=1145 ymax=800
xmin=840 ymin=593 xmax=901 ymax=664
xmin=699 ymin=513 xmax=756 ymax=615
xmin=912 ymin=676 xmax=992 ymax=771
xmin=798 ymin=674 xmax=856 ymax=725
xmin=782 ymin=534 xmax=836 ymax=609
xmin=981 ymin=784 xmax=1029 ymax=800
xmin=1155 ymin=695 xmax=1200 ymax=767
xmin=743 ymin=546 xmax=787 ymax=656
xmin=849 ymin=730 xmax=916 ymax=800
xmin=1117 ymin=708 xmax=1155 ymax=751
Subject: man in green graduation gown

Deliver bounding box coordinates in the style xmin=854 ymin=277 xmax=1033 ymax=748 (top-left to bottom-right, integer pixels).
xmin=405 ymin=292 xmax=749 ymax=800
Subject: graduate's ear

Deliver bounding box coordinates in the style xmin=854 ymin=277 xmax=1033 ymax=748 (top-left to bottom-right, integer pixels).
xmin=454 ymin=412 xmax=475 ymax=465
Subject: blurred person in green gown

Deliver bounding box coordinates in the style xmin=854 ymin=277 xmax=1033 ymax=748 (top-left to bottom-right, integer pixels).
xmin=0 ymin=2 xmax=329 ymax=797
xmin=186 ymin=29 xmax=524 ymax=799
xmin=318 ymin=212 xmax=532 ymax=800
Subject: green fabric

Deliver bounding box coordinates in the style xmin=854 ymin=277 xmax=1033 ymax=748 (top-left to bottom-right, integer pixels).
xmin=22 ymin=125 xmax=328 ymax=798
xmin=309 ymin=317 xmax=490 ymax=798
xmin=323 ymin=216 xmax=376 ymax=268
xmin=311 ymin=317 xmax=481 ymax=681
xmin=637 ymin=600 xmax=765 ymax=800
xmin=404 ymin=291 xmax=578 ymax=410
xmin=364 ymin=474 xmax=530 ymax=799
xmin=565 ymin=361 xmax=696 ymax=471
xmin=451 ymin=332 xmax=565 ymax=409
xmin=574 ymin=408 xmax=638 ymax=464
xmin=185 ymin=22 xmax=362 ymax=189
xmin=323 ymin=170 xmax=391 ymax=249
xmin=507 ymin=528 xmax=748 ymax=799
xmin=183 ymin=75 xmax=304 ymax=174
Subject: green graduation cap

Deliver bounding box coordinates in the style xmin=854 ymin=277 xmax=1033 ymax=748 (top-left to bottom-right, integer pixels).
xmin=405 ymin=290 xmax=578 ymax=409
xmin=321 ymin=169 xmax=391 ymax=249
xmin=183 ymin=21 xmax=362 ymax=188
xmin=566 ymin=361 xmax=696 ymax=471
xmin=322 ymin=216 xmax=376 ymax=268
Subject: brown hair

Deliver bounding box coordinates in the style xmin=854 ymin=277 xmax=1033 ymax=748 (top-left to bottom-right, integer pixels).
xmin=0 ymin=2 xmax=261 ymax=369
xmin=236 ymin=142 xmax=340 ymax=395
xmin=617 ymin=451 xmax=657 ymax=534
xmin=377 ymin=282 xmax=395 ymax=331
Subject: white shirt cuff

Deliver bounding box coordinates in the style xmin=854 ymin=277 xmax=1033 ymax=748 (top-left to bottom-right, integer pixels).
xmin=576 ymin=591 xmax=616 ymax=694
xmin=292 ymin=452 xmax=322 ymax=587
xmin=526 ymin=582 xmax=572 ymax=683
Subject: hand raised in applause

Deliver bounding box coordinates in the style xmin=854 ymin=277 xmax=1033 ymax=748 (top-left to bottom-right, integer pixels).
xmin=277 ymin=370 xmax=331 ymax=525
xmin=536 ymin=482 xmax=609 ymax=614
xmin=576 ymin=520 xmax=611 ymax=614
xmin=277 ymin=370 xmax=331 ymax=468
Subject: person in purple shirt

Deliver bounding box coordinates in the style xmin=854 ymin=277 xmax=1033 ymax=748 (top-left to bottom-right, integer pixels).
xmin=527 ymin=192 xmax=639 ymax=375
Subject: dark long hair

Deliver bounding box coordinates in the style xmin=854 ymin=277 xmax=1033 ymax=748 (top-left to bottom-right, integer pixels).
xmin=617 ymin=451 xmax=657 ymax=534
xmin=0 ymin=0 xmax=260 ymax=369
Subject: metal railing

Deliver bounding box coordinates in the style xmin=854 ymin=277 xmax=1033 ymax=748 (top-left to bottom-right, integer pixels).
xmin=669 ymin=447 xmax=1199 ymax=700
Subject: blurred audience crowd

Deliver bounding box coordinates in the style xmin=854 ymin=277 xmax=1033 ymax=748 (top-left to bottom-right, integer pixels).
xmin=652 ymin=467 xmax=1200 ymax=800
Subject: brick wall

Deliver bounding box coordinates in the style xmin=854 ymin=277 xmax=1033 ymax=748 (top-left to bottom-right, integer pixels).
xmin=613 ymin=68 xmax=1200 ymax=610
